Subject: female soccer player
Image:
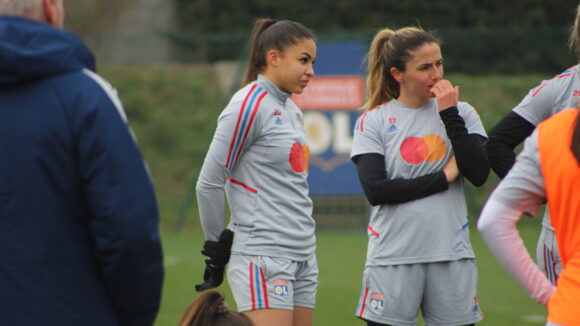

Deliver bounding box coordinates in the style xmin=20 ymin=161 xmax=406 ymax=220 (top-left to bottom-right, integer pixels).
xmin=194 ymin=19 xmax=318 ymax=326
xmin=485 ymin=4 xmax=580 ymax=284
xmin=478 ymin=107 xmax=580 ymax=325
xmin=351 ymin=27 xmax=489 ymax=326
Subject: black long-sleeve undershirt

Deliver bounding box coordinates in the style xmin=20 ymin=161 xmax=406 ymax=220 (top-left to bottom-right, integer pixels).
xmin=485 ymin=111 xmax=535 ymax=178
xmin=353 ymin=153 xmax=448 ymax=205
xmin=354 ymin=106 xmax=489 ymax=206
xmin=439 ymin=106 xmax=490 ymax=186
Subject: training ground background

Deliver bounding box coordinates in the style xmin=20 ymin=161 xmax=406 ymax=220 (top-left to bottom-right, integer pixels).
xmin=95 ymin=65 xmax=555 ymax=325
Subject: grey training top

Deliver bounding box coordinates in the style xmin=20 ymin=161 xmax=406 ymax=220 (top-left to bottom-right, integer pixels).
xmin=489 ymin=130 xmax=545 ymax=216
xmin=351 ymin=99 xmax=486 ymax=266
xmin=196 ymin=75 xmax=316 ymax=261
xmin=513 ymin=65 xmax=580 ymax=126
xmin=512 ymin=65 xmax=579 ymax=229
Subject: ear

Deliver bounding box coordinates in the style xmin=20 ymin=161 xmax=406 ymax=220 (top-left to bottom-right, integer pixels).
xmin=42 ymin=0 xmax=59 ymax=27
xmin=266 ymin=49 xmax=281 ymax=68
xmin=390 ymin=67 xmax=403 ymax=83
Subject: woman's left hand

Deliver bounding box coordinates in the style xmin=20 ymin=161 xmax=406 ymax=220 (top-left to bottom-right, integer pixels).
xmin=431 ymin=79 xmax=459 ymax=112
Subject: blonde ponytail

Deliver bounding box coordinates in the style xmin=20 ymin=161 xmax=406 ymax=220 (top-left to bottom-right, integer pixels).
xmin=363 ymin=29 xmax=396 ymax=111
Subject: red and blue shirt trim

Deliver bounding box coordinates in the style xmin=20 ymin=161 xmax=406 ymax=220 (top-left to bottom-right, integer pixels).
xmin=226 ymin=84 xmax=268 ymax=170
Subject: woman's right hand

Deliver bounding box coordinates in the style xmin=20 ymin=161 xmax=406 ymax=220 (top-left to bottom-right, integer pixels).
xmin=431 ymin=79 xmax=459 ymax=112
xmin=443 ymin=155 xmax=459 ymax=183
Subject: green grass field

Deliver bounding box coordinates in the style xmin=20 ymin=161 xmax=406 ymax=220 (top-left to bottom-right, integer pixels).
xmin=156 ymin=218 xmax=547 ymax=326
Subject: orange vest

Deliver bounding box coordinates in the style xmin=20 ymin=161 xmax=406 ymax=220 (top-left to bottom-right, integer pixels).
xmin=538 ymin=109 xmax=580 ymax=325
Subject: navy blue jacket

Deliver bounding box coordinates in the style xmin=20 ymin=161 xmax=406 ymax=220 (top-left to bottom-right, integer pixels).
xmin=0 ymin=17 xmax=163 ymax=326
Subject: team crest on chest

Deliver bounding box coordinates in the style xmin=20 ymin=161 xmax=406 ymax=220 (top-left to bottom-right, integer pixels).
xmin=273 ymin=109 xmax=283 ymax=125
xmin=387 ymin=117 xmax=398 ymax=133
xmin=272 ymin=279 xmax=289 ymax=296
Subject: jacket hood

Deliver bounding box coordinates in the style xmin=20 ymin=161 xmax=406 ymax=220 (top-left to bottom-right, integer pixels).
xmin=0 ymin=16 xmax=95 ymax=84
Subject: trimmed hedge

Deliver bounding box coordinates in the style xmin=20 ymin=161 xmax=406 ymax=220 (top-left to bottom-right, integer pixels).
xmin=172 ymin=0 xmax=578 ymax=73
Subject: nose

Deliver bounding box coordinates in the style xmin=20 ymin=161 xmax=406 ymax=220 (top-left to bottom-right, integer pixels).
xmin=306 ymin=63 xmax=315 ymax=77
xmin=432 ymin=65 xmax=442 ymax=81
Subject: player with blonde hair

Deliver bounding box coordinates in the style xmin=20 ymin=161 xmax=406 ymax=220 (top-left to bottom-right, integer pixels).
xmin=351 ymin=26 xmax=489 ymax=326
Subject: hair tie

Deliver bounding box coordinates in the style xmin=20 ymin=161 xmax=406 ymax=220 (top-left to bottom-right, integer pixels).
xmin=266 ymin=19 xmax=278 ymax=29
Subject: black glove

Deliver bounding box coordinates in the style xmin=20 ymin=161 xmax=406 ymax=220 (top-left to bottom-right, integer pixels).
xmin=195 ymin=229 xmax=234 ymax=292
xmin=195 ymin=264 xmax=225 ymax=292
xmin=201 ymin=229 xmax=234 ymax=267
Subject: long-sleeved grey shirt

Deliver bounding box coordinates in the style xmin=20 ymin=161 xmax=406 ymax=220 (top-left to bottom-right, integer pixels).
xmin=196 ymin=75 xmax=316 ymax=261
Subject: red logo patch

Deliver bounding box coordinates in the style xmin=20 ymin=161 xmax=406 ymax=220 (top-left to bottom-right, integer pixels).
xmin=289 ymin=143 xmax=310 ymax=173
xmin=272 ymin=279 xmax=289 ymax=286
xmin=370 ymin=293 xmax=384 ymax=300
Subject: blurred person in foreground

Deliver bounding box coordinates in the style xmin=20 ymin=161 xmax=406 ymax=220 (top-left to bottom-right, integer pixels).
xmin=485 ymin=4 xmax=580 ymax=285
xmin=0 ymin=1 xmax=163 ymax=325
xmin=179 ymin=290 xmax=255 ymax=326
xmin=478 ymin=107 xmax=580 ymax=325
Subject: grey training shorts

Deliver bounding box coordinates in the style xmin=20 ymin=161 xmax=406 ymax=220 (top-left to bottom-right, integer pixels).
xmin=355 ymin=259 xmax=483 ymax=326
xmin=227 ymin=253 xmax=318 ymax=312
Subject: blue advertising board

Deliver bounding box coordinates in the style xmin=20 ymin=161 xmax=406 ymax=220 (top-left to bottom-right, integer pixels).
xmin=292 ymin=42 xmax=367 ymax=195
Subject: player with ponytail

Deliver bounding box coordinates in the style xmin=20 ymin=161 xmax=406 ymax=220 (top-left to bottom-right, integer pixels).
xmin=352 ymin=26 xmax=488 ymax=326
xmin=195 ymin=18 xmax=318 ymax=326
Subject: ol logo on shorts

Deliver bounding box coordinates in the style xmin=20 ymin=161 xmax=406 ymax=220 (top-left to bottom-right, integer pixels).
xmin=273 ymin=279 xmax=289 ymax=296
xmin=369 ymin=293 xmax=385 ymax=311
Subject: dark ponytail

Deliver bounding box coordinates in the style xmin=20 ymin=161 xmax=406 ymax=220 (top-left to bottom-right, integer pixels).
xmin=243 ymin=18 xmax=315 ymax=85
xmin=179 ymin=290 xmax=254 ymax=326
